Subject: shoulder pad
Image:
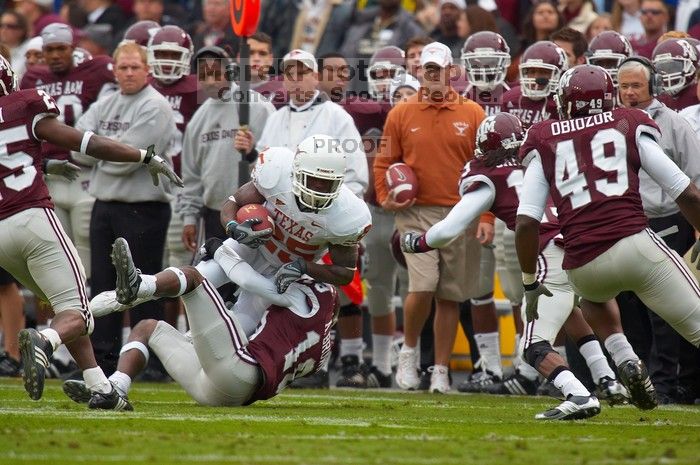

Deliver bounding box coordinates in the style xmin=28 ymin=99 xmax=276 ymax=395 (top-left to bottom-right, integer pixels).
xmin=253 ymin=146 xmax=294 ymax=191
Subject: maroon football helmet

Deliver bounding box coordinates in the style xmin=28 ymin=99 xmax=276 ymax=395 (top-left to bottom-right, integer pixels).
xmin=0 ymin=55 xmax=17 ymax=97
xmin=555 ymin=64 xmax=615 ymax=119
xmin=474 ymin=112 xmax=525 ymax=159
xmin=367 ymin=46 xmax=406 ymax=99
xmin=652 ymin=38 xmax=698 ymax=95
xmin=461 ymin=31 xmax=511 ymax=91
xmin=72 ymin=47 xmax=93 ymax=67
xmin=586 ymin=31 xmax=632 ymax=85
xmin=123 ymin=20 xmax=161 ymax=48
xmin=147 ymin=25 xmax=193 ymax=84
xmin=519 ymin=41 xmax=569 ymax=99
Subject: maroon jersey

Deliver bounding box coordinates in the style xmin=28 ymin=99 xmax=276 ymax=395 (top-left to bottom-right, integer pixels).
xmin=459 ymin=158 xmax=560 ymax=252
xmin=463 ymin=82 xmax=511 ymax=116
xmin=243 ymin=280 xmax=338 ymax=403
xmin=500 ymin=85 xmax=558 ymax=127
xmin=253 ymin=76 xmax=287 ymax=109
xmin=340 ymin=97 xmax=386 ymax=137
xmin=149 ymin=74 xmax=201 ymax=176
xmin=658 ymin=84 xmax=700 ymax=112
xmin=519 ymin=107 xmax=660 ymax=269
xmin=21 ymin=57 xmax=116 ymax=161
xmin=0 ymin=89 xmax=60 ymax=220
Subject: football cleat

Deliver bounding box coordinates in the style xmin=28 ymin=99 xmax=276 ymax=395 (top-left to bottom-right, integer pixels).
xmin=0 ymin=353 xmax=21 ymax=377
xmin=289 ymin=369 xmax=329 ymax=389
xmin=535 ymin=395 xmax=601 ymax=420
xmin=18 ymin=328 xmax=53 ymax=400
xmin=62 ymin=379 xmax=92 ymax=403
xmin=595 ymin=376 xmax=629 ymax=406
xmin=336 ymin=355 xmax=367 ymax=388
xmin=428 ymin=365 xmax=451 ymax=394
xmin=365 ymin=366 xmax=393 ymax=388
xmin=481 ymin=371 xmax=538 ymax=396
xmin=617 ymin=359 xmax=657 ymax=410
xmin=111 ymin=238 xmax=142 ymax=305
xmin=395 ymin=349 xmax=420 ymax=390
xmin=457 ymin=370 xmax=501 ymax=393
xmin=90 ymin=385 xmax=133 ymax=411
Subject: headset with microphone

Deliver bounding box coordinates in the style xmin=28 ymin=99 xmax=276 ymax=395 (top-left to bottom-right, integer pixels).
xmin=618 ymin=56 xmax=663 ymax=98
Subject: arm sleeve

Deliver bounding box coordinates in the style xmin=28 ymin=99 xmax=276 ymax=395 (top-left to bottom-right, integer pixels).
xmin=425 ymin=183 xmax=495 ymax=248
xmin=638 ymin=134 xmax=691 ymax=201
xmin=516 ymin=151 xmax=549 ymax=221
xmin=179 ymin=119 xmax=204 ymax=225
xmin=339 ymin=114 xmax=369 ymax=197
xmin=373 ymin=110 xmax=403 ymax=204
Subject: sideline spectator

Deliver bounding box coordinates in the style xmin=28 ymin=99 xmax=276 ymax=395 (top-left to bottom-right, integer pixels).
xmin=630 ymin=0 xmax=669 ymax=58
xmin=611 ymin=0 xmax=644 ymax=41
xmin=0 ymin=11 xmax=30 ymax=75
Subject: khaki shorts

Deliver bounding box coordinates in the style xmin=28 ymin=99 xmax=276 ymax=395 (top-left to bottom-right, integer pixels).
xmin=395 ymin=205 xmax=481 ymax=302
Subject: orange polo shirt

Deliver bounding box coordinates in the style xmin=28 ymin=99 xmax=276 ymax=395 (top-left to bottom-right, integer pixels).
xmin=374 ymin=87 xmax=494 ymax=223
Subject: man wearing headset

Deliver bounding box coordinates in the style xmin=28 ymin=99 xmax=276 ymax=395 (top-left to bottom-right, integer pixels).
xmin=617 ymin=57 xmax=700 ymax=405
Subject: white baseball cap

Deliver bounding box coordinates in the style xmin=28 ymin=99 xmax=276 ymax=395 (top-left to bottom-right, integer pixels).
xmin=282 ymin=49 xmax=318 ymax=73
xmin=26 ymin=36 xmax=43 ymax=52
xmin=440 ymin=0 xmax=466 ymax=9
xmin=420 ymin=42 xmax=453 ymax=68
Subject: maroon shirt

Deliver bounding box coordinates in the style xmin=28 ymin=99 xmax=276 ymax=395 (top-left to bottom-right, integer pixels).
xmin=0 ymin=89 xmax=60 ymax=221
xmin=460 ymin=158 xmax=560 ymax=252
xmin=253 ymin=76 xmax=287 ymax=109
xmin=464 ymin=82 xmax=511 ymax=117
xmin=243 ymin=280 xmax=337 ymax=404
xmin=149 ymin=74 xmax=201 ymax=176
xmin=21 ymin=57 xmax=116 ymax=162
xmin=500 ymin=85 xmax=558 ymax=127
xmin=658 ymin=84 xmax=700 ymax=112
xmin=519 ymin=108 xmax=660 ymax=269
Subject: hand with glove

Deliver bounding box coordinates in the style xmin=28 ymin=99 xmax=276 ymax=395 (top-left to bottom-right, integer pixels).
xmin=274 ymin=259 xmax=307 ymax=293
xmin=200 ymin=237 xmax=224 ymax=261
xmin=226 ymin=218 xmax=273 ymax=248
xmin=141 ymin=144 xmax=184 ymax=188
xmin=691 ymin=237 xmax=700 ymax=270
xmin=43 ymin=159 xmax=81 ymax=182
xmin=523 ymin=281 xmax=553 ymax=322
xmin=401 ymin=231 xmax=433 ymax=253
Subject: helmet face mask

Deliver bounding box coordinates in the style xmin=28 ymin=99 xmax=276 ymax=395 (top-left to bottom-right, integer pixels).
xmin=586 ymin=31 xmax=632 ymax=86
xmin=461 ymin=32 xmax=511 ymax=91
xmin=367 ymin=46 xmax=406 ymax=100
xmin=518 ymin=41 xmax=568 ymax=100
xmin=147 ymin=26 xmax=193 ymax=84
xmin=586 ymin=55 xmax=624 ymax=84
xmin=292 ymin=135 xmax=346 ymax=211
xmin=652 ymin=39 xmax=698 ymax=95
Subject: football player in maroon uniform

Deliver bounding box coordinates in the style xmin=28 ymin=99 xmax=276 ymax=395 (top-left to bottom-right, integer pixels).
xmin=515 ymin=64 xmax=700 ymax=410
xmin=500 ymin=41 xmax=567 ymax=127
xmin=63 ymin=236 xmax=338 ymax=408
xmin=586 ymin=31 xmax=633 ymax=87
xmin=0 ymin=55 xmax=181 ymax=407
xmin=653 ymin=38 xmax=700 ymax=111
xmin=122 ymin=20 xmax=161 ymax=48
xmin=461 ymin=31 xmax=512 ymax=116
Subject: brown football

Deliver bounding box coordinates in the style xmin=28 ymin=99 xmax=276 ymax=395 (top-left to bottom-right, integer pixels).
xmin=386 ymin=163 xmax=418 ymax=203
xmin=235 ymin=203 xmax=275 ymax=233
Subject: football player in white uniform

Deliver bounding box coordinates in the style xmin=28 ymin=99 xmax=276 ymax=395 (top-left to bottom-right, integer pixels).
xmin=90 ymin=134 xmax=372 ymax=337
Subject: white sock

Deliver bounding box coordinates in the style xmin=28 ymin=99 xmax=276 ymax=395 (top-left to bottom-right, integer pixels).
xmin=474 ymin=332 xmax=502 ymax=377
xmin=552 ymin=369 xmax=590 ymax=398
xmin=579 ymin=340 xmax=615 ymax=382
xmin=340 ymin=337 xmax=363 ymax=360
xmin=40 ymin=328 xmax=62 ymax=351
xmin=83 ymin=367 xmax=112 ymax=394
xmin=604 ymin=333 xmax=638 ymax=367
xmin=517 ymin=361 xmax=540 ymax=381
xmin=109 ymin=371 xmax=132 ymax=396
xmin=372 ymin=334 xmax=393 ymax=375
xmin=512 ymin=333 xmax=522 ymax=369
xmin=554 ymin=345 xmax=568 ymax=365
xmin=137 ymin=274 xmax=157 ymax=299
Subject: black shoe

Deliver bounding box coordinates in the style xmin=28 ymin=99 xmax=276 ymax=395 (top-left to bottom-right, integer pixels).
xmin=289 ymin=370 xmax=329 ymax=389
xmin=595 ymin=376 xmax=629 ymax=406
xmin=365 ymin=366 xmax=392 ymax=388
xmin=482 ymin=371 xmax=538 ymax=396
xmin=18 ymin=328 xmax=53 ymax=400
xmin=617 ymin=359 xmax=657 ymax=410
xmin=0 ymin=353 xmax=21 ymax=377
xmin=62 ymin=379 xmax=92 ymax=403
xmin=45 ymin=358 xmax=79 ymax=380
xmin=535 ymin=395 xmax=601 ymax=420
xmin=112 ymin=237 xmax=142 ymax=305
xmin=458 ymin=370 xmax=501 ymax=393
xmin=537 ymin=380 xmax=565 ymax=400
xmin=89 ymin=384 xmax=133 ymax=411
xmin=336 ymin=355 xmax=367 ymax=388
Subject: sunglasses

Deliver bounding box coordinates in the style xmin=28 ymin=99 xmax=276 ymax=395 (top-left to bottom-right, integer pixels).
xmin=0 ymin=23 xmax=22 ymax=30
xmin=640 ymin=8 xmax=664 ymax=16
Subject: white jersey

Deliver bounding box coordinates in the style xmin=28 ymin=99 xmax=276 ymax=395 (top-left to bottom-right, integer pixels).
xmin=252 ymin=147 xmax=372 ymax=268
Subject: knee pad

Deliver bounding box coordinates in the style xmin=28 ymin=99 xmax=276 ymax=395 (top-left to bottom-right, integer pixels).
xmin=120 ymin=340 xmax=150 ymax=362
xmin=524 ymin=340 xmax=556 ymax=369
xmin=339 ymin=303 xmax=362 ymax=318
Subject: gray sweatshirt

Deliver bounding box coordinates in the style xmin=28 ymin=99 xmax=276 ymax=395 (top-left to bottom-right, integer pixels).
xmin=179 ymin=89 xmax=275 ymax=225
xmin=639 ymin=99 xmax=700 ymax=218
xmin=74 ymin=85 xmax=176 ymax=203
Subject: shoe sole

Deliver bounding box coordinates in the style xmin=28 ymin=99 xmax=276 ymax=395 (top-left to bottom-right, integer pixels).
xmin=620 ymin=364 xmax=657 ymax=410
xmin=112 ymin=238 xmax=138 ymax=305
xmin=18 ymin=329 xmax=45 ymax=401
xmin=62 ymin=380 xmax=91 ymax=403
xmin=535 ymin=403 xmax=601 ymax=420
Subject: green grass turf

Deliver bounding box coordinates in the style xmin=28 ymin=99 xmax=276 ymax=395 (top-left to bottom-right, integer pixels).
xmin=0 ymin=378 xmax=698 ymax=465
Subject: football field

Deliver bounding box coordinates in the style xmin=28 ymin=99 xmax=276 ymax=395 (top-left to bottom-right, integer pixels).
xmin=1 ymin=378 xmax=699 ymax=465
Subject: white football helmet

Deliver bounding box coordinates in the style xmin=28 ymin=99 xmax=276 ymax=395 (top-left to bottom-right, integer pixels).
xmin=292 ymin=135 xmax=346 ymax=211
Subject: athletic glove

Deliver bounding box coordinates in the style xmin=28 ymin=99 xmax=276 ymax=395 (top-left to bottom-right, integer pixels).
xmin=142 ymin=144 xmax=184 ymax=188
xmin=274 ymin=259 xmax=307 ymax=294
xmin=44 ymin=159 xmax=81 ymax=182
xmin=200 ymin=237 xmax=224 ymax=261
xmin=523 ymin=281 xmax=553 ymax=322
xmin=225 ymin=219 xmax=272 ymax=248
xmin=400 ymin=232 xmax=433 ymax=253
xmin=691 ymin=238 xmax=700 ymax=270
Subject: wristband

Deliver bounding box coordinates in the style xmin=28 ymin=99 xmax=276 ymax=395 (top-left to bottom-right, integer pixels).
xmin=523 ymin=281 xmax=539 ymax=291
xmin=80 ymin=131 xmax=94 ymax=154
xmin=139 ymin=149 xmax=148 ymax=163
xmin=522 ymin=272 xmax=537 ymax=286
xmin=225 ymin=220 xmax=238 ymax=235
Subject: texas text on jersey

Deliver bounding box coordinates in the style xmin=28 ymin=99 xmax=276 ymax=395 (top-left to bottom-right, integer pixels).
xmin=20 ymin=56 xmax=116 ymax=161
xmin=0 ymin=89 xmax=61 ymax=220
xmin=519 ymin=107 xmax=660 ymax=269
xmin=251 ymin=147 xmax=372 ymax=268
xmin=242 ymin=280 xmax=338 ymax=403
xmin=500 ymin=85 xmax=558 ymax=127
